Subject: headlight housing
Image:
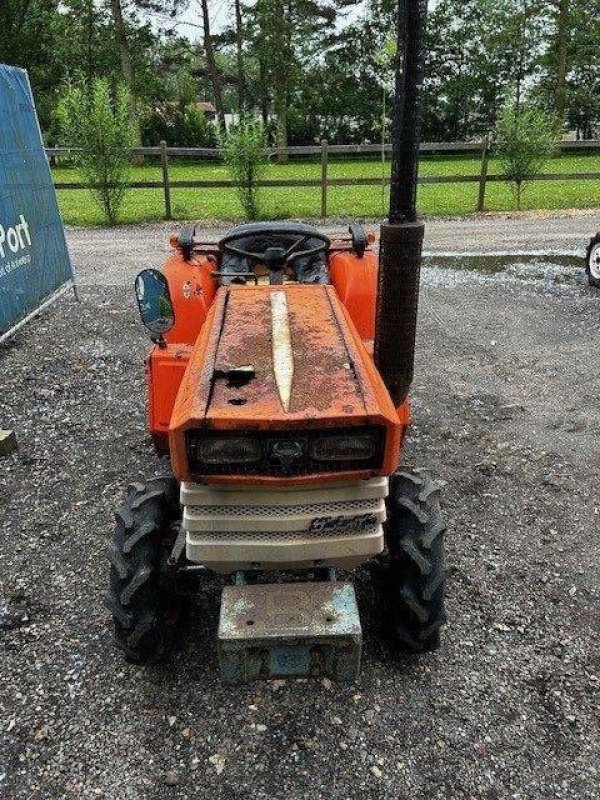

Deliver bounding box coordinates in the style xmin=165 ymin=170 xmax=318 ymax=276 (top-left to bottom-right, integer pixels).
xmin=197 ymin=436 xmax=261 ymax=465
xmin=310 ymin=432 xmax=378 ymax=462
xmin=186 ymin=427 xmax=384 ymax=476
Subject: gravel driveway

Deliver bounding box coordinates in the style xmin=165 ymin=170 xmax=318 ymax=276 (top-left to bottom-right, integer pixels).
xmin=67 ymin=208 xmax=600 ymax=286
xmin=0 ymin=216 xmax=598 ymax=799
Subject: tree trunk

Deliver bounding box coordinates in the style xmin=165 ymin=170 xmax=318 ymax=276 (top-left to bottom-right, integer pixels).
xmin=234 ymin=0 xmax=245 ymax=116
xmin=514 ymin=0 xmax=528 ymax=114
xmin=258 ymin=54 xmax=269 ymax=126
xmin=515 ymin=31 xmax=524 ymax=113
xmin=86 ymin=0 xmax=94 ymax=91
xmin=109 ymin=0 xmax=142 ymax=155
xmin=110 ymin=0 xmax=134 ymax=97
xmin=274 ymin=90 xmax=288 ymax=163
xmin=272 ymin=5 xmax=288 ymax=163
xmin=200 ymin=0 xmax=226 ymax=134
xmin=554 ymin=0 xmax=568 ymax=140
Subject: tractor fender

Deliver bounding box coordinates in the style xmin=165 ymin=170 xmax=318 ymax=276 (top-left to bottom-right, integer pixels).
xmin=162 ymin=252 xmax=218 ymax=345
xmin=329 ymin=250 xmax=377 ymax=341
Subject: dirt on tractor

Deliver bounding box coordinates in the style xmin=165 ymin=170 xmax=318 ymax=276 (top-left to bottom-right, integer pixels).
xmin=0 ymin=223 xmax=598 ymax=799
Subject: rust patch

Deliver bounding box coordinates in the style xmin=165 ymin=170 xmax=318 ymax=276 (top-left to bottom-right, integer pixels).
xmin=206 ymin=285 xmax=366 ymax=425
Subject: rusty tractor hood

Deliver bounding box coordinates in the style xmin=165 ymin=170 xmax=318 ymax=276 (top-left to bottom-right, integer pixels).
xmin=169 ymin=284 xmax=402 ymax=483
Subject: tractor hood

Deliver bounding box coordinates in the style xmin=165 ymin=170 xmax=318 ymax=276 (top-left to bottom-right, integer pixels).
xmin=169 ymin=284 xmax=402 ymax=484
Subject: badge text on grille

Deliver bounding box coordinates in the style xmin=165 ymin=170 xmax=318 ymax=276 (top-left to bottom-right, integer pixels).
xmin=309 ymin=513 xmax=377 ymax=533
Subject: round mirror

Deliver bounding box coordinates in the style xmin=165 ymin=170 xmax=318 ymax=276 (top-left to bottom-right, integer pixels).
xmin=134 ymin=269 xmax=175 ymax=336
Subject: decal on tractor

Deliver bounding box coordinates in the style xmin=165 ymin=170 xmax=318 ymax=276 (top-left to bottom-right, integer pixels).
xmin=309 ymin=513 xmax=379 ymax=534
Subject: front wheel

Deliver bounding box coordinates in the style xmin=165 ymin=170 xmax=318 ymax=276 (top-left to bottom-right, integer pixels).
xmin=105 ymin=477 xmax=189 ymax=664
xmin=586 ymin=233 xmax=600 ymax=288
xmin=377 ymin=468 xmax=447 ymax=652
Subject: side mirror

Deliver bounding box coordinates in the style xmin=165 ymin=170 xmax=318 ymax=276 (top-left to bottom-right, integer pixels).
xmin=134 ymin=269 xmax=175 ymax=339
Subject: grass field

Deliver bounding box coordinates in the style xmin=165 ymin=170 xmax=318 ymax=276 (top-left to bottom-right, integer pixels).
xmin=53 ymin=153 xmax=600 ymax=226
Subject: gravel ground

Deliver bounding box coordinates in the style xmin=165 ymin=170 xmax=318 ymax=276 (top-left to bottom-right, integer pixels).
xmin=66 ymin=208 xmax=600 ymax=286
xmin=0 ymin=220 xmax=599 ymax=799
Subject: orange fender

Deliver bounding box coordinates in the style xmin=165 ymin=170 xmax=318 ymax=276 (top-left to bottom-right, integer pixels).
xmin=146 ymin=250 xmax=217 ymax=450
xmin=329 ymin=250 xmax=377 ymax=341
xmin=162 ymin=252 xmax=218 ymax=345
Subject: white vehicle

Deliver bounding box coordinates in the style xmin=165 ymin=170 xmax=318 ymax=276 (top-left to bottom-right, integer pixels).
xmin=586 ymin=233 xmax=600 ymax=288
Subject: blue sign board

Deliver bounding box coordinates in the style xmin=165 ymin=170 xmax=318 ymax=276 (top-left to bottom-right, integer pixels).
xmin=0 ymin=65 xmax=74 ymax=344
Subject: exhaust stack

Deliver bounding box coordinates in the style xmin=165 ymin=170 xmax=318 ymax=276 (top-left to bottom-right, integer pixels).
xmin=374 ymin=0 xmax=429 ymax=407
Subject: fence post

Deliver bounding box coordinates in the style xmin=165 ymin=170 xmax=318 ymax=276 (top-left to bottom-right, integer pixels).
xmin=320 ymin=139 xmax=328 ymax=218
xmin=160 ymin=140 xmax=172 ymax=220
xmin=477 ymin=137 xmax=490 ymax=213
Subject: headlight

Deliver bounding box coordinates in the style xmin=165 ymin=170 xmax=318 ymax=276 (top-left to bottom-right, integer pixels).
xmin=197 ymin=436 xmax=261 ymax=465
xmin=186 ymin=427 xmax=384 ymax=475
xmin=310 ymin=432 xmax=378 ymax=462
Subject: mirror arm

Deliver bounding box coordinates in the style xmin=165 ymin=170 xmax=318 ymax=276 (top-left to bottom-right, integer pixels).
xmin=151 ymin=333 xmax=168 ymax=349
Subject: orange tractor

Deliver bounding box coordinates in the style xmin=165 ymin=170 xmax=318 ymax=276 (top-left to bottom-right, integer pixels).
xmin=105 ymin=0 xmax=446 ymax=681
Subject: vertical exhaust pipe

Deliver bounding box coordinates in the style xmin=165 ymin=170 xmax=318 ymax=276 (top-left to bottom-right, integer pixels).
xmin=374 ymin=0 xmax=429 ymax=407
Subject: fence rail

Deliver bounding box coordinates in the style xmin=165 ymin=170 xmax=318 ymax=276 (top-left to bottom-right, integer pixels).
xmin=46 ymin=139 xmax=600 ymax=159
xmin=47 ymin=139 xmax=600 ymax=219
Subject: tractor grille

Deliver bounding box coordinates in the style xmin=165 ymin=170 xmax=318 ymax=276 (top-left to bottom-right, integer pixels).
xmin=181 ymin=477 xmax=388 ymax=570
xmin=185 ymin=497 xmax=384 ymax=528
xmin=188 ymin=521 xmax=382 ymax=544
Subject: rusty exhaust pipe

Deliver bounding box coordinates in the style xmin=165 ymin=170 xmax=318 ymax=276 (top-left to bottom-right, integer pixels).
xmin=374 ymin=0 xmax=429 ymax=407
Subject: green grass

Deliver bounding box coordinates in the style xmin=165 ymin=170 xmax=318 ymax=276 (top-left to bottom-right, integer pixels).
xmin=53 ymin=153 xmax=600 ymax=226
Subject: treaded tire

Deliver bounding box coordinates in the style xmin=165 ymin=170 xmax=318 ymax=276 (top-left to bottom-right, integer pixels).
xmin=105 ymin=477 xmax=189 ymax=664
xmin=585 ymin=233 xmax=600 ymax=288
xmin=378 ymin=468 xmax=447 ymax=652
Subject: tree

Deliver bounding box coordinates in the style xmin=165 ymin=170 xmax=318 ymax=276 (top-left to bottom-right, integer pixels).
xmin=249 ymin=0 xmax=340 ymax=159
xmin=200 ymin=0 xmax=226 ymax=132
xmin=221 ymin=117 xmax=268 ymax=219
xmin=564 ymin=0 xmax=600 ymax=139
xmin=234 ymin=0 xmax=246 ymax=114
xmin=2 ymin=0 xmax=599 ymax=151
xmin=251 ymin=0 xmax=291 ymax=160
xmin=109 ymin=0 xmax=142 ymax=146
xmin=58 ymin=79 xmax=135 ymax=224
xmin=425 ymin=0 xmax=487 ymax=139
xmin=307 ymin=0 xmax=395 ymax=144
xmin=422 ymin=0 xmax=552 ymax=140
xmin=495 ymin=102 xmax=557 ymax=209
xmin=373 ymin=36 xmax=396 ymax=210
xmin=0 ymin=0 xmax=65 ymax=130
xmin=553 ymin=0 xmax=568 ymax=135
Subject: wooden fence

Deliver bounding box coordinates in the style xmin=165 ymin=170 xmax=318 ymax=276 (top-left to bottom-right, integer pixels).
xmin=47 ymin=139 xmax=600 ymax=220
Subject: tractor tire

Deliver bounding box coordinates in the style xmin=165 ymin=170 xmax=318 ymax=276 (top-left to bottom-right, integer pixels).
xmin=105 ymin=477 xmax=189 ymax=664
xmin=585 ymin=233 xmax=600 ymax=288
xmin=378 ymin=468 xmax=447 ymax=652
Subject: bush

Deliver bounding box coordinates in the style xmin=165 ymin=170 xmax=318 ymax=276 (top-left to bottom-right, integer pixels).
xmin=495 ymin=103 xmax=557 ymax=209
xmin=220 ymin=118 xmax=269 ymax=220
xmin=287 ymin=107 xmax=321 ymax=146
xmin=58 ymin=79 xmax=135 ymax=224
xmin=141 ymin=105 xmax=218 ymax=148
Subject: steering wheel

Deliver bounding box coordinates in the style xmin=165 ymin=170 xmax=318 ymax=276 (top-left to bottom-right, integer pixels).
xmin=220 ymin=230 xmax=331 ymax=274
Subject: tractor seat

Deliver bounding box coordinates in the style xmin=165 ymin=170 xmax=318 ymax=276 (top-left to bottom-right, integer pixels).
xmin=219 ymin=222 xmax=329 ymax=284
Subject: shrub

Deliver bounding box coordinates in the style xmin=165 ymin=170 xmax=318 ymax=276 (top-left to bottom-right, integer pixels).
xmin=58 ymin=79 xmax=135 ymax=225
xmin=494 ymin=103 xmax=557 ymax=209
xmin=287 ymin=107 xmax=321 ymax=146
xmin=141 ymin=105 xmax=218 ymax=148
xmin=220 ymin=118 xmax=269 ymax=220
